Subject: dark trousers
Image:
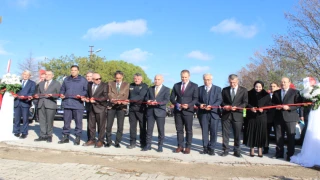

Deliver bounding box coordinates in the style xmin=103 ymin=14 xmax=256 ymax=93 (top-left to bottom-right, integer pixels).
xmin=146 ymin=113 xmax=165 ymax=146
xmin=264 ymin=122 xmax=274 ymax=150
xmin=86 ymin=109 xmax=91 ymax=141
xmin=106 ymin=108 xmax=125 ymax=144
xmin=38 ymin=106 xmax=55 ymax=137
xmin=222 ymin=114 xmax=243 ymax=153
xmin=274 ymin=119 xmax=296 ymax=157
xmin=89 ymin=109 xmax=106 ymax=142
xmin=174 ymin=112 xmax=193 ymax=148
xmin=13 ymin=106 xmax=29 ymax=135
xmin=62 ymin=108 xmax=83 ymax=136
xmin=199 ymin=114 xmax=219 ymax=150
xmin=129 ymin=110 xmax=146 ymax=145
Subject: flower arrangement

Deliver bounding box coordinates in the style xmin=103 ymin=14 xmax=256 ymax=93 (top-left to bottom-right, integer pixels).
xmin=302 ymin=83 xmax=320 ymax=110
xmin=0 ymin=73 xmax=22 ymax=94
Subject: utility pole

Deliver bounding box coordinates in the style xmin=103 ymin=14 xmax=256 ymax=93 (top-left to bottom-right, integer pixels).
xmin=89 ymin=46 xmax=94 ymax=60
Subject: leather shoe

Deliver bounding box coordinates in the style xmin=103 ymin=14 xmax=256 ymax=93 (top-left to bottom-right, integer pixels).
xmin=34 ymin=137 xmax=47 ymax=142
xmin=94 ymin=141 xmax=103 ymax=148
xmin=221 ymin=151 xmax=229 ymax=157
xmin=234 ymin=152 xmax=242 ymax=158
xmin=183 ymin=148 xmax=190 ymax=154
xmin=127 ymin=144 xmax=136 ymax=149
xmin=175 ymin=147 xmax=184 ymax=153
xmin=83 ymin=140 xmax=95 ymax=146
xmin=47 ymin=136 xmax=52 ymax=143
xmin=74 ymin=136 xmax=80 ymax=145
xmin=14 ymin=133 xmax=20 ymax=137
xmin=104 ymin=143 xmax=112 ymax=147
xmin=114 ymin=144 xmax=121 ymax=148
xmin=157 ymin=146 xmax=163 ymax=152
xmin=19 ymin=134 xmax=27 ymax=139
xmin=286 ymin=157 xmax=291 ymax=161
xmin=58 ymin=135 xmax=69 ymax=144
xmin=201 ymin=148 xmax=208 ymax=154
xmin=263 ymin=148 xmax=269 ymax=154
xmin=142 ymin=145 xmax=151 ymax=151
xmin=275 ymin=155 xmax=284 ymax=159
xmin=208 ymin=149 xmax=215 ymax=156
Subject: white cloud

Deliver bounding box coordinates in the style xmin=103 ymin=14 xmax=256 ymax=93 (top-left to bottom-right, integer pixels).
xmin=210 ymin=18 xmax=258 ymax=38
xmin=187 ymin=50 xmax=212 ymax=61
xmin=83 ymin=19 xmax=148 ymax=40
xmin=120 ymin=48 xmax=152 ymax=63
xmin=190 ymin=66 xmax=210 ymax=74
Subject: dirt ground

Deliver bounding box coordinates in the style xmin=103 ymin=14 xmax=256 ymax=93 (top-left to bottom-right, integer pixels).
xmin=0 ymin=143 xmax=319 ymax=179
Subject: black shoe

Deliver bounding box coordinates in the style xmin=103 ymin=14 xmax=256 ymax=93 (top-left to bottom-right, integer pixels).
xmin=19 ymin=134 xmax=27 ymax=139
xmin=201 ymin=148 xmax=208 ymax=154
xmin=47 ymin=136 xmax=52 ymax=143
xmin=142 ymin=145 xmax=151 ymax=151
xmin=74 ymin=136 xmax=80 ymax=145
xmin=104 ymin=143 xmax=112 ymax=147
xmin=58 ymin=135 xmax=69 ymax=144
xmin=234 ymin=152 xmax=242 ymax=158
xmin=127 ymin=144 xmax=136 ymax=149
xmin=140 ymin=143 xmax=146 ymax=148
xmin=275 ymin=154 xmax=284 ymax=159
xmin=157 ymin=146 xmax=163 ymax=152
xmin=286 ymin=156 xmax=291 ymax=161
xmin=34 ymin=137 xmax=47 ymax=142
xmin=114 ymin=144 xmax=121 ymax=148
xmin=208 ymin=149 xmax=215 ymax=156
xmin=221 ymin=151 xmax=229 ymax=157
xmin=14 ymin=133 xmax=20 ymax=137
xmin=263 ymin=147 xmax=269 ymax=154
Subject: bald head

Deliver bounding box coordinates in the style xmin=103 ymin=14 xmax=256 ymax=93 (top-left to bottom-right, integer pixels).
xmin=154 ymin=74 xmax=164 ymax=86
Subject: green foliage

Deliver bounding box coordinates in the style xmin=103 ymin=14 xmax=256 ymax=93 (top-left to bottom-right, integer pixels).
xmin=0 ymin=83 xmax=22 ymax=94
xmin=40 ymin=55 xmax=152 ymax=86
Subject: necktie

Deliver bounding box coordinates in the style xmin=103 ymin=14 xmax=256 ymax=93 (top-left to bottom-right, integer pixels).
xmin=282 ymin=90 xmax=286 ymax=101
xmin=44 ymin=81 xmax=49 ymax=91
xmin=231 ymin=88 xmax=235 ymax=101
xmin=92 ymin=84 xmax=97 ymax=94
xmin=206 ymin=86 xmax=210 ymax=93
xmin=22 ymin=80 xmax=26 ymax=88
xmin=155 ymin=86 xmax=160 ymax=97
xmin=181 ymin=83 xmax=185 ymax=94
xmin=116 ymin=83 xmax=120 ymax=93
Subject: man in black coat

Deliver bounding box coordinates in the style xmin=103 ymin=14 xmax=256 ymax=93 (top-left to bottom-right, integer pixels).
xmin=272 ymin=77 xmax=302 ymax=161
xmin=221 ymin=74 xmax=248 ymax=157
xmin=170 ymin=70 xmax=198 ymax=154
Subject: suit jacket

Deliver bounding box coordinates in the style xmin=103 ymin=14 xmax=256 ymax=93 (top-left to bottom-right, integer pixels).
xmin=196 ymin=85 xmax=223 ymax=120
xmin=221 ymin=86 xmax=248 ymax=122
xmin=37 ymin=80 xmax=61 ymax=109
xmin=145 ymin=85 xmax=170 ymax=118
xmin=14 ymin=79 xmax=36 ymax=108
xmin=170 ymin=81 xmax=198 ymax=115
xmin=88 ymin=82 xmax=108 ymax=113
xmin=108 ymin=81 xmax=129 ymax=109
xmin=272 ymin=88 xmax=302 ymax=122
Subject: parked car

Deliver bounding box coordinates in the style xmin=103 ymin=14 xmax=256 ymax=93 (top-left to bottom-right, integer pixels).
xmin=54 ymin=98 xmax=87 ymax=120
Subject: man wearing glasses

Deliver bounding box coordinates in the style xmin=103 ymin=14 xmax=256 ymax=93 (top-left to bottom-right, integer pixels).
xmin=83 ymin=73 xmax=108 ymax=148
xmin=105 ymin=70 xmax=129 ymax=148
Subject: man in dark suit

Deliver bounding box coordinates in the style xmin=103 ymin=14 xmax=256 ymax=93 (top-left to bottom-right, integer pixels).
xmin=142 ymin=75 xmax=170 ymax=152
xmin=272 ymin=77 xmax=302 ymax=161
xmin=105 ymin=70 xmax=129 ymax=148
xmin=34 ymin=70 xmax=61 ymax=142
xmin=85 ymin=71 xmax=93 ymax=142
xmin=128 ymin=73 xmax=148 ymax=149
xmin=170 ymin=70 xmax=198 ymax=154
xmin=83 ymin=73 xmax=108 ymax=148
xmin=221 ymin=74 xmax=248 ymax=157
xmin=13 ymin=70 xmax=36 ymax=139
xmin=196 ymin=73 xmax=222 ymax=155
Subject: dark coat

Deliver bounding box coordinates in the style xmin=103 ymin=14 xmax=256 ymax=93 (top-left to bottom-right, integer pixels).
xmin=88 ymin=82 xmax=108 ymax=113
xmin=246 ymin=89 xmax=272 ymax=121
xmin=14 ymin=80 xmax=36 ymax=108
xmin=145 ymin=85 xmax=170 ymax=118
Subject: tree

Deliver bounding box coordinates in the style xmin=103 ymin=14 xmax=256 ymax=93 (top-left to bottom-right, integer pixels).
xmin=18 ymin=52 xmax=40 ymax=82
xmin=40 ymin=54 xmax=152 ymax=85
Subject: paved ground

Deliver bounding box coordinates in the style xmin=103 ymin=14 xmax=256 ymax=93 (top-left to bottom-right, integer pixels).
xmin=0 ymin=117 xmax=319 ymax=179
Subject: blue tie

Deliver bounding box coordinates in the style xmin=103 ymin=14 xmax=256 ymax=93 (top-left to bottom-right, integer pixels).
xmin=22 ymin=80 xmax=26 ymax=88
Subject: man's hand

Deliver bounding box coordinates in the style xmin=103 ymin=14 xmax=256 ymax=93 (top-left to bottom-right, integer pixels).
xmin=34 ymin=94 xmax=39 ymax=99
xmin=276 ymin=105 xmax=283 ymax=110
xmin=12 ymin=94 xmax=18 ymax=98
xmin=76 ymin=95 xmax=81 ymax=99
xmin=200 ymin=104 xmax=206 ymax=109
xmin=258 ymin=108 xmax=263 ymax=113
xmin=169 ymin=104 xmax=174 ymax=108
xmin=121 ymin=100 xmax=129 ymax=105
xmin=223 ymin=105 xmax=231 ymax=111
xmin=181 ymin=104 xmax=188 ymax=109
xmin=231 ymin=106 xmax=237 ymax=111
xmin=60 ymin=94 xmax=65 ymax=99
xmin=89 ymin=97 xmax=96 ymax=103
xmin=81 ymin=96 xmax=87 ymax=101
xmin=19 ymin=95 xmax=25 ymax=99
xmin=251 ymin=107 xmax=257 ymax=113
xmin=282 ymin=105 xmax=290 ymax=110
xmin=205 ymin=105 xmax=211 ymax=111
xmin=47 ymin=94 xmax=53 ymax=97
xmin=28 ymin=96 xmax=33 ymax=100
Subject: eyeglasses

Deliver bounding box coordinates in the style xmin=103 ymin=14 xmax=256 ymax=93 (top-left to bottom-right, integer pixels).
xmin=95 ymin=78 xmax=101 ymax=80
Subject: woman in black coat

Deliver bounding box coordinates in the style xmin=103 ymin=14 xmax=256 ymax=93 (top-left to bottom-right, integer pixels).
xmin=246 ymin=80 xmax=272 ymax=157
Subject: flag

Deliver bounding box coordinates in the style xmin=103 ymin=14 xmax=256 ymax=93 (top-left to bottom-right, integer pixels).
xmin=7 ymin=59 xmax=11 ymax=73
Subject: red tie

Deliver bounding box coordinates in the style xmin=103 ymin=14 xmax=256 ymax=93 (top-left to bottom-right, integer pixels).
xmin=181 ymin=83 xmax=185 ymax=94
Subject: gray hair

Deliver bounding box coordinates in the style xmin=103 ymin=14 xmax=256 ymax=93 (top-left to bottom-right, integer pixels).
xmin=228 ymin=74 xmax=238 ymax=80
xmin=23 ymin=70 xmax=32 ymax=76
xmin=203 ymin=73 xmax=213 ymax=79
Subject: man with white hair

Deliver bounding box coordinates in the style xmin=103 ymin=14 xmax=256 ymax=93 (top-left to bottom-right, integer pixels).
xmin=13 ymin=70 xmax=36 ymax=139
xmin=196 ymin=73 xmax=222 ymax=155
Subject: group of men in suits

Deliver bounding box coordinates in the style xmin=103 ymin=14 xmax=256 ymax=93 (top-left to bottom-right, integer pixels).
xmin=14 ymin=67 xmax=303 ymax=160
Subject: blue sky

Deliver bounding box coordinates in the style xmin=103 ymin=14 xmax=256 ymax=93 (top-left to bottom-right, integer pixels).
xmin=0 ymin=0 xmax=298 ymax=88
